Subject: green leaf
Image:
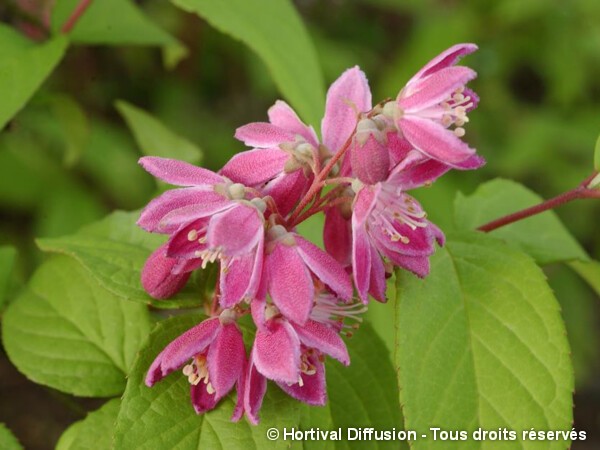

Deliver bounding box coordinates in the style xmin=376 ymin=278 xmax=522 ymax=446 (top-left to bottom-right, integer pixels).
xmin=37 ymin=211 xmax=213 ymax=310
xmin=454 ymin=178 xmax=588 ymax=264
xmin=51 ymin=0 xmax=187 ymax=68
xmin=395 ymin=232 xmax=573 ymax=449
xmin=0 ymin=424 xmax=22 ymax=450
xmin=0 ymin=246 xmax=17 ymax=310
xmin=0 ymin=25 xmax=68 ymax=130
xmin=2 ymin=255 xmax=151 ymax=396
xmin=569 ymin=259 xmax=600 ymax=298
xmin=171 ymin=0 xmax=324 ymax=126
xmin=45 ymin=93 xmax=90 ymax=167
xmin=115 ymin=100 xmax=202 ymax=165
xmin=114 ymin=316 xmax=402 ymax=449
xmin=594 ymin=132 xmax=600 ymax=171
xmin=56 ymin=399 xmax=121 ymax=450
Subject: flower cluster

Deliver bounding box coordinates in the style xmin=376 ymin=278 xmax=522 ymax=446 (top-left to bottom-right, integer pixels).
xmin=139 ymin=43 xmax=483 ymax=424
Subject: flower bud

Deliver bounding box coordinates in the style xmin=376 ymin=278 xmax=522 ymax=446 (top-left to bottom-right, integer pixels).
xmin=350 ymin=120 xmax=390 ymax=184
xmin=141 ymin=243 xmax=191 ymax=299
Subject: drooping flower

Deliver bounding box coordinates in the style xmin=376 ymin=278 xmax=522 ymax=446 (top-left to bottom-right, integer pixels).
xmin=262 ymin=224 xmax=353 ymax=325
xmin=146 ymin=310 xmax=246 ymax=416
xmin=234 ymin=312 xmax=350 ymax=424
xmin=351 ymin=151 xmax=446 ymax=302
xmin=384 ymin=43 xmax=483 ymax=167
xmin=138 ymin=156 xmax=265 ymax=305
xmin=222 ymin=67 xmax=372 ymax=216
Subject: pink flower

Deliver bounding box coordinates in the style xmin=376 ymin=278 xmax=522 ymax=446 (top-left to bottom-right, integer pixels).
xmin=351 ymin=152 xmax=446 ymax=302
xmin=222 ymin=67 xmax=372 ymax=216
xmin=386 ymin=43 xmax=482 ymax=167
xmin=146 ymin=311 xmax=246 ymax=416
xmin=234 ymin=315 xmax=349 ymax=424
xmin=262 ymin=225 xmax=353 ymax=325
xmin=138 ymin=157 xmax=265 ymax=305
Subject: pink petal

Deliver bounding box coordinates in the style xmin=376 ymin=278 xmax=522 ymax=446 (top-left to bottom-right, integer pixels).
xmin=232 ymin=351 xmax=267 ymax=425
xmin=276 ymin=353 xmax=326 ymax=406
xmin=322 ymin=67 xmax=372 ymax=154
xmin=296 ymin=236 xmax=353 ymax=301
xmin=447 ymin=153 xmax=486 ymax=170
xmin=387 ymin=133 xmax=414 ymax=167
xmin=262 ymin=170 xmax=310 ymax=217
xmin=141 ymin=243 xmax=191 ymax=299
xmin=137 ymin=188 xmax=229 ymax=234
xmin=399 ymin=116 xmax=475 ymax=164
xmin=388 ymin=156 xmax=450 ymax=190
xmin=352 ymin=186 xmax=378 ymax=228
xmin=292 ymin=320 xmax=349 ymax=365
xmin=139 ymin=157 xmax=224 ymax=187
xmin=171 ymin=257 xmax=203 ymax=275
xmin=207 ymin=204 xmax=263 ymax=256
xmin=268 ymin=100 xmax=319 ymax=147
xmin=350 ymin=134 xmax=390 ymax=184
xmin=220 ymin=148 xmax=289 ymax=186
xmin=253 ymin=320 xmax=300 ymax=384
xmin=352 ymin=227 xmax=372 ymax=303
xmin=220 ymin=239 xmax=264 ymax=308
xmin=400 ymin=66 xmax=477 ymax=112
xmin=368 ymin=244 xmax=387 ymax=302
xmin=407 ymin=43 xmax=478 ymax=85
xmin=392 ymin=254 xmax=430 ymax=278
xmin=190 ymin=381 xmax=218 ymax=414
xmin=266 ymin=242 xmax=314 ymax=325
xmin=145 ymin=318 xmax=220 ymax=386
xmin=207 ymin=323 xmax=246 ymax=401
xmin=324 ymin=206 xmax=352 ymax=266
xmin=166 ymin=219 xmax=208 ymax=260
xmin=235 ymin=122 xmax=295 ymax=147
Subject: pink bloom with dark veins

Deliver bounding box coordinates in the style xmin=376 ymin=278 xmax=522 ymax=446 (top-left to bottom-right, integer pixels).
xmin=137 ymin=157 xmax=265 ymax=306
xmin=146 ymin=310 xmax=246 ymax=416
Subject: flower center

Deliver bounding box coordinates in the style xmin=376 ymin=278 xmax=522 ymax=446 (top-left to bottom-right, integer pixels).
xmin=182 ymin=355 xmax=215 ymax=394
xmin=310 ymin=290 xmax=367 ymax=337
xmin=371 ymin=187 xmax=427 ymax=244
xmin=297 ymin=349 xmax=319 ymax=387
xmin=440 ymin=87 xmax=474 ymax=137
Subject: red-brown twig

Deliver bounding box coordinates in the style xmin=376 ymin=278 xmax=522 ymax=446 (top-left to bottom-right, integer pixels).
xmin=61 ymin=0 xmax=93 ymax=34
xmin=478 ymin=172 xmax=600 ymax=233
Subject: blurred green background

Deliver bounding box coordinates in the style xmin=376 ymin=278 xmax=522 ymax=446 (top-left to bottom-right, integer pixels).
xmin=1 ymin=0 xmax=599 ymax=448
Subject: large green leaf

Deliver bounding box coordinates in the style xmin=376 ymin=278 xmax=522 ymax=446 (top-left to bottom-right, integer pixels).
xmin=594 ymin=132 xmax=600 ymax=171
xmin=454 ymin=178 xmax=588 ymax=264
xmin=56 ymin=399 xmax=121 ymax=450
xmin=0 ymin=246 xmax=17 ymax=310
xmin=37 ymin=210 xmax=212 ymax=309
xmin=171 ymin=0 xmax=324 ymax=126
xmin=0 ymin=424 xmax=22 ymax=450
xmin=114 ymin=314 xmax=402 ymax=449
xmin=116 ymin=100 xmax=202 ymax=165
xmin=51 ymin=0 xmax=187 ymax=68
xmin=2 ymin=256 xmax=151 ymax=397
xmin=0 ymin=25 xmax=68 ymax=129
xmin=569 ymin=259 xmax=600 ymax=298
xmin=395 ymin=232 xmax=573 ymax=449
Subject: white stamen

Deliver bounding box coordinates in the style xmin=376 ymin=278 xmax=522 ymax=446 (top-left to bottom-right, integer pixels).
xmin=228 ymin=183 xmax=246 ymax=200
xmin=187 ymin=230 xmax=198 ymax=241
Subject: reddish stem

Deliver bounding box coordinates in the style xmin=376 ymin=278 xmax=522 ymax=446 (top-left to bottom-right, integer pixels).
xmin=61 ymin=0 xmax=93 ymax=34
xmin=478 ymin=174 xmax=600 ymax=233
xmin=287 ymin=132 xmax=355 ymax=227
